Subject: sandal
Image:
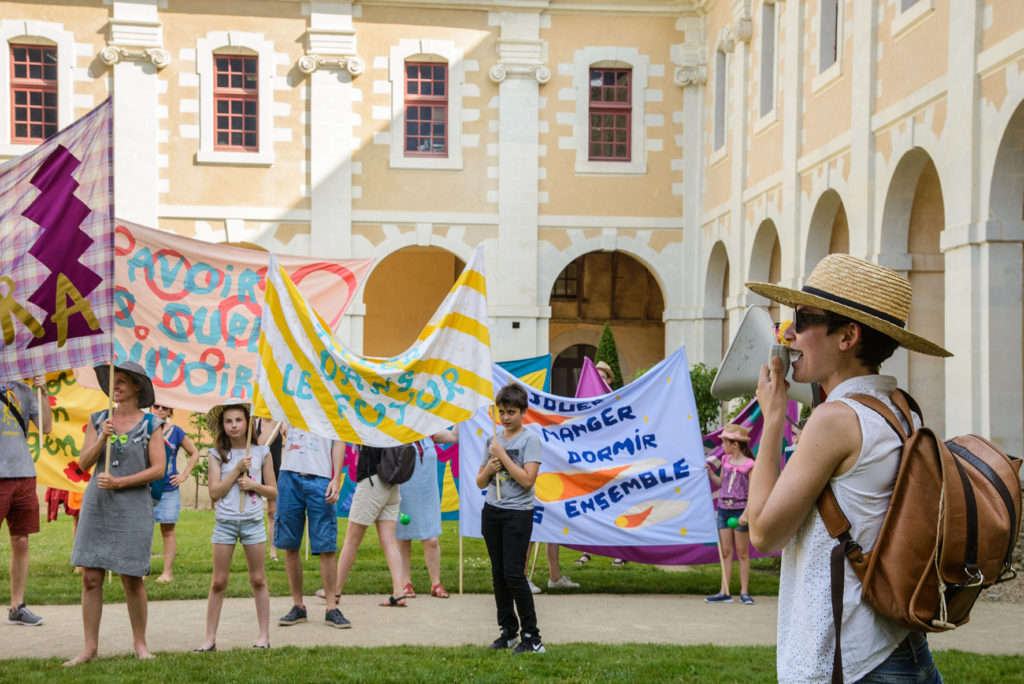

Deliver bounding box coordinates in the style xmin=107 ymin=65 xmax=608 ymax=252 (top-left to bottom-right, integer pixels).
xmin=192 ymin=644 xmax=216 ymax=653
xmin=611 ymin=558 xmax=627 ymax=567
xmin=430 ymin=582 xmax=450 ymax=598
xmin=252 ymin=644 xmax=271 ymax=649
xmin=575 ymin=552 xmax=591 ymax=565
xmin=379 ymin=595 xmax=407 ymax=607
xmin=401 ymin=582 xmax=416 ymax=599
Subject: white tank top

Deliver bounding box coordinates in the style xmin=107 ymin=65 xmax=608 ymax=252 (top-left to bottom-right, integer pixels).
xmin=777 ymin=375 xmax=915 ymax=682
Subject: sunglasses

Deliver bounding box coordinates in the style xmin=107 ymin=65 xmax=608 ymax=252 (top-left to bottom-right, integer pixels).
xmin=793 ymin=310 xmax=835 ymax=333
xmin=151 ymin=404 xmax=169 ymax=411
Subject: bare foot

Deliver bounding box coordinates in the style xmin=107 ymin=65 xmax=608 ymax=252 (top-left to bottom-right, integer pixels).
xmin=134 ymin=648 xmax=155 ymax=660
xmin=63 ymin=651 xmax=96 ymax=667
xmin=155 ymin=575 xmax=173 ymax=583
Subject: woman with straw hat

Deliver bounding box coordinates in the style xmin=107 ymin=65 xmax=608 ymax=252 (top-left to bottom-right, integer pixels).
xmin=745 ymin=254 xmax=949 ymax=683
xmin=66 ymin=362 xmax=166 ymax=666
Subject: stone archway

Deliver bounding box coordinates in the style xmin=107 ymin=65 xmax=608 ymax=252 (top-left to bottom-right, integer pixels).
xmin=749 ymin=220 xmax=782 ymax=322
xmin=704 ymin=241 xmax=729 ymax=361
xmin=548 ymin=251 xmax=664 ymax=383
xmin=805 ymin=189 xmax=849 ymax=275
xmin=362 ymin=246 xmax=464 ymax=357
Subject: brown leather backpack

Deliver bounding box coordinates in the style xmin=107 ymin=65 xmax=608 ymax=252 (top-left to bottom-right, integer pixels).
xmin=815 ymin=390 xmax=1022 ymax=683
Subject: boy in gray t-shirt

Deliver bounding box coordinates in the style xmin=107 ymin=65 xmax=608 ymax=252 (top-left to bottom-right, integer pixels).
xmin=476 ymin=382 xmax=545 ymax=654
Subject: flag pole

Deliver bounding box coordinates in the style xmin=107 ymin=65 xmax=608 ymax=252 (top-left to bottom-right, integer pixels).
xmin=35 ymin=385 xmax=44 ymax=461
xmin=528 ymin=541 xmax=540 ymax=581
xmin=458 ymin=529 xmax=463 ymax=596
xmin=239 ymin=408 xmax=254 ymax=512
xmin=490 ymin=406 xmax=500 ymax=502
xmin=101 ymin=358 xmax=115 ymax=475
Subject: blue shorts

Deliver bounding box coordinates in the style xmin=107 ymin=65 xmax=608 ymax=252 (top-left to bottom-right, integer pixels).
xmin=153 ymin=488 xmax=181 ymax=524
xmin=716 ymin=507 xmax=749 ymax=532
xmin=274 ymin=470 xmax=338 ymax=554
xmin=211 ymin=517 xmax=266 ymax=546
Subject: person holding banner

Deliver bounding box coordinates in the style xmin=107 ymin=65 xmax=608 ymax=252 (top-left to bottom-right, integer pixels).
xmin=704 ymin=424 xmax=755 ymax=605
xmin=149 ymin=403 xmax=200 ymax=584
xmin=194 ymin=400 xmax=276 ymax=652
xmin=66 ymin=362 xmax=166 ymax=666
xmin=477 ymin=383 xmax=545 ymax=655
xmin=1 ymin=376 xmax=52 ymax=627
xmin=746 ymin=255 xmax=947 ymax=683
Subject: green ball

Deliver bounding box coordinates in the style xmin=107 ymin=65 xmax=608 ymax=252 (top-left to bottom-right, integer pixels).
xmin=727 ymin=517 xmax=739 ymax=529
xmin=399 ymin=513 xmax=411 ymax=525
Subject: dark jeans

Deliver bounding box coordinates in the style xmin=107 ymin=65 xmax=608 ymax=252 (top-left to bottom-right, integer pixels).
xmin=481 ymin=503 xmax=539 ymax=639
xmin=857 ymin=632 xmax=943 ymax=683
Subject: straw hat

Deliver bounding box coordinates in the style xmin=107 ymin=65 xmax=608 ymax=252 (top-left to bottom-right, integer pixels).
xmin=721 ymin=424 xmax=750 ymax=442
xmin=595 ymin=360 xmax=613 ymax=376
xmin=206 ymin=398 xmax=252 ymax=430
xmin=746 ymin=254 xmax=951 ymax=357
xmin=94 ymin=361 xmax=155 ymax=408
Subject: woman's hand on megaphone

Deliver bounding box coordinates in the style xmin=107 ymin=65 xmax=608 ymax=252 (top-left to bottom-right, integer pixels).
xmin=756 ymin=356 xmax=790 ymax=426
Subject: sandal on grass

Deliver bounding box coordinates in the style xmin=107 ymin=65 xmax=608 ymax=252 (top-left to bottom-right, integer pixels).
xmin=576 ymin=553 xmax=591 ymax=565
xmin=379 ymin=595 xmax=407 ymax=607
xmin=402 ymin=582 xmax=416 ymax=598
xmin=430 ymin=583 xmax=450 ymax=598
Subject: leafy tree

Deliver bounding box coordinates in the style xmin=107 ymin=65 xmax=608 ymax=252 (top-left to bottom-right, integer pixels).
xmin=596 ymin=322 xmax=624 ymax=389
xmin=185 ymin=411 xmax=214 ymax=509
xmin=689 ymin=362 xmax=721 ymax=435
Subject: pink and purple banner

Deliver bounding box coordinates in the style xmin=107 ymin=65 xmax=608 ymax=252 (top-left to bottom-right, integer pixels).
xmin=0 ymin=99 xmax=114 ymax=381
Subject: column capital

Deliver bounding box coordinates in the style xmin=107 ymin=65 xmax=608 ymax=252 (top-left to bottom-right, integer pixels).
xmin=297 ymin=53 xmax=365 ymax=76
xmin=490 ymin=36 xmax=549 ymax=83
xmin=675 ymin=41 xmax=707 ymax=87
xmin=489 ymin=63 xmax=550 ymax=84
xmin=99 ymin=45 xmax=170 ymax=70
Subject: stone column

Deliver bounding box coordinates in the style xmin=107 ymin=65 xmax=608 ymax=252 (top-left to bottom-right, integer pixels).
xmin=103 ymin=0 xmax=169 ymax=228
xmin=489 ymin=12 xmax=549 ymax=361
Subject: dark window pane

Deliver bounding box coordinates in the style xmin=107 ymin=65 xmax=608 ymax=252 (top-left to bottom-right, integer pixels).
xmin=29 ymin=108 xmax=42 ymax=122
xmin=14 ymin=106 xmax=26 ymax=121
xmin=406 ymin=138 xmax=417 ymax=151
xmin=44 ymin=91 xmax=56 ymax=107
xmin=244 ymin=100 xmax=256 ymax=115
xmin=217 ymin=74 xmax=228 ymax=88
xmin=14 ymin=91 xmax=26 ymax=105
xmin=616 ymin=115 xmax=627 ymax=128
xmin=433 ymin=140 xmax=445 ymax=152
xmin=231 ymin=100 xmax=243 ymax=114
xmin=30 ymin=124 xmax=42 ymax=138
xmin=244 ymin=59 xmax=256 ymax=74
xmin=244 ymin=73 xmax=257 ymax=89
xmin=29 ymin=48 xmax=41 ymax=63
xmin=244 ymin=133 xmax=256 ymax=148
xmin=217 ymin=131 xmax=229 ymax=145
xmin=44 ymin=65 xmax=56 ymax=81
xmin=14 ymin=123 xmax=28 ymax=138
xmin=407 ymin=64 xmax=418 ymax=79
xmin=407 ymin=81 xmax=419 ymax=95
xmin=216 ymin=57 xmax=229 ymax=71
xmin=44 ymin=51 xmax=57 ymax=65
xmin=434 ymin=65 xmax=445 ymax=80
xmin=616 ymin=88 xmax=628 ymax=102
xmin=406 ymin=121 xmax=417 ymax=135
xmin=432 ymin=123 xmax=445 ymax=136
xmin=13 ymin=64 xmax=26 ymax=78
xmin=615 ymin=144 xmax=627 ymax=157
xmin=603 ymin=71 xmax=615 ymax=86
xmin=231 ymin=116 xmax=242 ymax=130
xmin=421 ymin=82 xmax=432 ymax=96
xmin=29 ymin=64 xmax=41 ymax=79
xmin=435 ymin=81 xmax=445 ymax=96
xmin=602 ymin=129 xmax=613 ymax=142
xmin=13 ymin=47 xmax=25 ymax=61
xmin=432 ymin=107 xmax=445 ymax=122
xmin=615 ymin=129 xmax=627 ymax=142
xmin=44 ymin=108 xmax=56 ymax=123
xmin=244 ymin=116 xmax=256 ymax=131
xmin=29 ymin=91 xmax=41 ymax=105
xmin=44 ymin=123 xmax=56 ymax=137
xmin=231 ymin=73 xmax=242 ymax=89
xmin=589 ymin=142 xmax=601 ymax=157
xmin=231 ymin=58 xmax=242 ymax=72
xmin=217 ymin=100 xmax=228 ymax=113
xmin=231 ymin=132 xmax=242 ymax=146
xmin=217 ymin=115 xmax=229 ymax=129
xmin=419 ymin=123 xmax=431 ymax=136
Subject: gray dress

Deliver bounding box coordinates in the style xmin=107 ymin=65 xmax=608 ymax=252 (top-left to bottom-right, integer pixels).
xmin=70 ymin=411 xmax=162 ymax=577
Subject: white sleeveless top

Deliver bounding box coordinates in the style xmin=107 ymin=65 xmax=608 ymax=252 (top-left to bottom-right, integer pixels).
xmin=211 ymin=445 xmax=269 ymax=522
xmin=777 ymin=375 xmax=915 ymax=683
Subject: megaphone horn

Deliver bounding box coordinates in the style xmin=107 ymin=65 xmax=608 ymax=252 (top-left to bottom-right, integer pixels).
xmin=710 ymin=305 xmax=820 ymax=407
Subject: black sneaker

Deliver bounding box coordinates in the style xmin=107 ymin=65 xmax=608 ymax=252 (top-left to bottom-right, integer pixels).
xmin=325 ymin=608 xmax=351 ymax=629
xmin=8 ymin=604 xmax=43 ymax=626
xmin=488 ymin=631 xmax=519 ymax=649
xmin=513 ymin=633 xmax=545 ymax=654
xmin=278 ymin=604 xmax=307 ymax=626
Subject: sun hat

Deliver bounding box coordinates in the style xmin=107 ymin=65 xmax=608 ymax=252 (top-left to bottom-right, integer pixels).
xmin=93 ymin=361 xmax=155 ymax=408
xmin=746 ymin=253 xmax=951 ymax=357
xmin=721 ymin=424 xmax=750 ymax=442
xmin=206 ymin=398 xmax=252 ymax=430
xmin=595 ymin=360 xmax=613 ymax=375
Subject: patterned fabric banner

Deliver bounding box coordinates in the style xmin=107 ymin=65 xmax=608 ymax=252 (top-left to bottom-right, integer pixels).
xmin=459 ymin=347 xmax=719 ymax=547
xmin=76 ymin=220 xmax=372 ymax=411
xmin=255 ymin=246 xmax=493 ymax=446
xmin=0 ymin=99 xmax=114 ymax=381
xmin=28 ymin=370 xmax=107 ymax=493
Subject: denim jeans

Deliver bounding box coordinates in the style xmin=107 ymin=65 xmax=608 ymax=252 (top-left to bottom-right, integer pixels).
xmin=857 ymin=633 xmax=943 ymax=683
xmin=481 ymin=503 xmax=538 ymax=639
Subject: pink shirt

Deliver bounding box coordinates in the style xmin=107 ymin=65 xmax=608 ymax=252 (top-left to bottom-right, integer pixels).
xmin=718 ymin=453 xmax=754 ymax=509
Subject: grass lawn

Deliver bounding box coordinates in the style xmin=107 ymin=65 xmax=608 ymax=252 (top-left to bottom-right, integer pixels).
xmin=15 ymin=510 xmax=781 ymax=605
xmin=0 ymin=645 xmax=1020 ymax=683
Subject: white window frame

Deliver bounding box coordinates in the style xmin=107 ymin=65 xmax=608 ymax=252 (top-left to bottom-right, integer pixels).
xmin=389 ymin=39 xmax=464 ymax=171
xmin=573 ymin=46 xmax=648 ymax=175
xmin=812 ymin=0 xmax=844 ymax=93
xmin=892 ymin=0 xmax=935 ymax=38
xmin=0 ymin=20 xmax=74 ymax=157
xmin=196 ymin=31 xmax=275 ymax=166
xmin=712 ymin=48 xmax=728 ymax=159
xmin=756 ymin=2 xmax=779 ymax=127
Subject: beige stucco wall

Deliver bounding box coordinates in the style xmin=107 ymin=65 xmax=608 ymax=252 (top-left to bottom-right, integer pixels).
xmin=875 ymin=1 xmax=949 ymax=114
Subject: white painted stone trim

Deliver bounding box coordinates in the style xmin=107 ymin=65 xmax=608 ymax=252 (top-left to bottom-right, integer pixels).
xmin=0 ymin=20 xmax=75 ymax=151
xmin=571 ymin=46 xmax=648 ymax=175
xmin=195 ymin=31 xmax=276 ymax=166
xmin=388 ymin=38 xmax=464 ymax=170
xmin=891 ymin=0 xmax=935 ymax=39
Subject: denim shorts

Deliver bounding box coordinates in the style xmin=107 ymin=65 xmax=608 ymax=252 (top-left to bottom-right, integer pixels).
xmin=716 ymin=506 xmax=749 ymax=532
xmin=211 ymin=517 xmax=266 ymax=546
xmin=857 ymin=632 xmax=942 ymax=683
xmin=153 ymin=488 xmax=181 ymax=524
xmin=273 ymin=470 xmax=338 ymax=554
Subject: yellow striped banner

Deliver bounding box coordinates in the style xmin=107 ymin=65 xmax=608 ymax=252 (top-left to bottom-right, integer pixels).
xmin=254 ymin=247 xmax=494 ymax=445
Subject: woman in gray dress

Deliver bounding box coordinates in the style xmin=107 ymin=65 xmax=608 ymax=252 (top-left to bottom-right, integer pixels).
xmin=65 ymin=362 xmax=166 ymax=666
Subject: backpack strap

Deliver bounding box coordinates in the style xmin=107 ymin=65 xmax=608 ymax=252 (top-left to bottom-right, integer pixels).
xmin=0 ymin=389 xmax=28 ymax=436
xmin=848 ymin=393 xmax=908 ymax=442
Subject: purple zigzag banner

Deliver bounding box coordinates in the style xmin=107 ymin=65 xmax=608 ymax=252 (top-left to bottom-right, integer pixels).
xmin=0 ymin=98 xmax=114 ymax=381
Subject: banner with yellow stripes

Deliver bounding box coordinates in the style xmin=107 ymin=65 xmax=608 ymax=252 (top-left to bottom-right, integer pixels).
xmin=254 ymin=247 xmax=493 ymax=446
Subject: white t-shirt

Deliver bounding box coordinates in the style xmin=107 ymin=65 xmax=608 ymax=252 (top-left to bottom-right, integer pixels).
xmin=211 ymin=445 xmax=269 ymax=522
xmin=777 ymin=375 xmax=914 ymax=682
xmin=280 ymin=427 xmax=334 ymax=479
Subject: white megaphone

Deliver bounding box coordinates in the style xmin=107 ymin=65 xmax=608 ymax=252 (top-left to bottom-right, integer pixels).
xmin=710 ymin=305 xmax=821 ymax=407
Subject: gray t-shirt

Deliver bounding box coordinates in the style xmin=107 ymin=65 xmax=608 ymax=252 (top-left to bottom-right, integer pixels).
xmin=484 ymin=428 xmax=542 ymax=511
xmin=0 ymin=382 xmax=39 ymax=479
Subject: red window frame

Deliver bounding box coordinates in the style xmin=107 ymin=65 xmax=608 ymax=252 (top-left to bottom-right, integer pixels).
xmin=588 ymin=68 xmax=631 ymax=162
xmin=10 ymin=43 xmax=58 ymax=144
xmin=213 ymin=54 xmax=258 ymax=152
xmin=404 ymin=62 xmax=448 ymax=158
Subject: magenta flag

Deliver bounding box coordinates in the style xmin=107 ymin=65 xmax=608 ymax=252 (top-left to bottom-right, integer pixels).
xmin=0 ymin=99 xmax=114 ymax=380
xmin=574 ymin=356 xmax=612 ymax=398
